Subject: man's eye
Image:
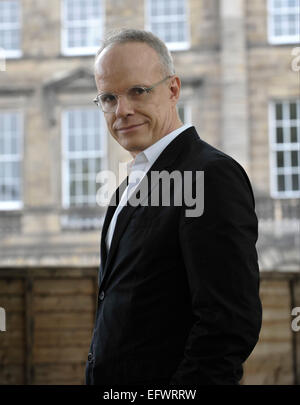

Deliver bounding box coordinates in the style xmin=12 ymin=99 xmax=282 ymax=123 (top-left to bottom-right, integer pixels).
xmin=100 ymin=94 xmax=116 ymax=104
xmin=129 ymin=87 xmax=147 ymax=97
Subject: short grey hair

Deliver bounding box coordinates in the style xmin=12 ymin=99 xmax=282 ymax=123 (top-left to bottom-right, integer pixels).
xmin=94 ymin=28 xmax=175 ymax=76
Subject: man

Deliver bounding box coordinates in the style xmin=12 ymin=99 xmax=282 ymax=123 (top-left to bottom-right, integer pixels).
xmin=85 ymin=29 xmax=262 ymax=385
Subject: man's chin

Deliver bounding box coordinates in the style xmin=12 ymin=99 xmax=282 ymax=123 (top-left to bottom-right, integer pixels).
xmin=119 ymin=138 xmax=149 ymax=155
xmin=124 ymin=144 xmax=147 ymax=156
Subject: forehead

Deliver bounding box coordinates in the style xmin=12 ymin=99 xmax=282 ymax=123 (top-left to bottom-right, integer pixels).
xmin=95 ymin=42 xmax=163 ymax=90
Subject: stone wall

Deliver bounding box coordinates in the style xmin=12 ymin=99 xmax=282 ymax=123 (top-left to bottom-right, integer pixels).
xmin=0 ymin=269 xmax=299 ymax=385
xmin=246 ymin=0 xmax=298 ymax=192
xmin=242 ymin=274 xmax=299 ymax=384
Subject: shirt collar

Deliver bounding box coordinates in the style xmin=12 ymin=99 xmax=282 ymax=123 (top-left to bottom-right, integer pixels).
xmin=143 ymin=123 xmax=192 ymax=165
xmin=127 ymin=123 xmax=192 ymax=174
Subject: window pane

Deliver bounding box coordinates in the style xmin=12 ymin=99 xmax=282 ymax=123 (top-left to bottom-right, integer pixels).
xmin=277 ymin=151 xmax=284 ymax=167
xmin=292 ymin=174 xmax=299 ymax=191
xmin=76 ymin=159 xmax=82 ymax=174
xmin=88 ymin=159 xmax=95 ymax=175
xmin=82 ymin=180 xmax=89 ymax=195
xmin=290 ymin=102 xmax=297 ymax=119
xmin=12 ymin=161 xmax=20 ymax=177
xmin=0 ymin=184 xmax=7 ymax=200
xmin=276 ymin=127 xmax=284 ymax=143
xmin=70 ymin=135 xmax=77 ymax=151
xmin=95 ymin=158 xmax=101 ymax=173
xmin=275 ymin=103 xmax=283 ymax=120
xmin=291 ymin=150 xmax=299 ymax=167
xmin=89 ymin=180 xmax=96 ymax=197
xmin=288 ymin=15 xmax=296 ymax=35
xmin=10 ymin=28 xmax=20 ymax=49
xmin=70 ymin=180 xmax=76 ymax=197
xmin=82 ymin=159 xmax=89 ymax=175
xmin=290 ymin=126 xmax=298 ymax=142
xmin=82 ymin=134 xmax=88 ymax=151
xmin=0 ymin=162 xmax=4 ymax=178
xmin=277 ymin=174 xmax=285 ymax=191
xmin=0 ymin=137 xmax=4 ymax=154
xmin=274 ymin=24 xmax=282 ymax=36
xmin=69 ymin=160 xmax=77 ymax=175
xmin=11 ymin=184 xmax=19 ymax=200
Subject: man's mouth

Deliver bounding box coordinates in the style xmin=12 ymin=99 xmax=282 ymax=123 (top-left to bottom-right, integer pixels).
xmin=116 ymin=123 xmax=146 ymax=133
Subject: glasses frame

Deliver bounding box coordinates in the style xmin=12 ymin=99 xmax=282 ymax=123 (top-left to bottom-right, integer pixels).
xmin=93 ymin=75 xmax=173 ymax=113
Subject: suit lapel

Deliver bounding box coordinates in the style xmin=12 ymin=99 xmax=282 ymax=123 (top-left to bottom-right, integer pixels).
xmin=100 ymin=176 xmax=128 ymax=269
xmin=99 ymin=126 xmax=199 ymax=288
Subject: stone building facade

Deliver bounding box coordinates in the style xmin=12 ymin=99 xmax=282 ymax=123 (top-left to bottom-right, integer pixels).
xmin=0 ymin=0 xmax=299 ymax=384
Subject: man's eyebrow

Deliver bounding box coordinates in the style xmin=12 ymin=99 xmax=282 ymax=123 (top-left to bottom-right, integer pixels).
xmin=102 ymin=83 xmax=150 ymax=93
xmin=130 ymin=83 xmax=148 ymax=87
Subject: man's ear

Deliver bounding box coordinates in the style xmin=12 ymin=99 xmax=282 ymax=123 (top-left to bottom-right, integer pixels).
xmin=169 ymin=76 xmax=181 ymax=103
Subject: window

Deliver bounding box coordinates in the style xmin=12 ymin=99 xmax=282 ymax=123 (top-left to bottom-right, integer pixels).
xmin=62 ymin=108 xmax=106 ymax=207
xmin=269 ymin=100 xmax=300 ymax=198
xmin=0 ymin=111 xmax=23 ymax=209
xmin=0 ymin=0 xmax=21 ymax=58
xmin=61 ymin=0 xmax=103 ymax=55
xmin=146 ymin=0 xmax=189 ymax=50
xmin=268 ymin=0 xmax=300 ymax=44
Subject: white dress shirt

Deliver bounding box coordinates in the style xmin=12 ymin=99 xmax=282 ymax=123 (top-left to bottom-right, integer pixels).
xmin=105 ymin=123 xmax=192 ymax=251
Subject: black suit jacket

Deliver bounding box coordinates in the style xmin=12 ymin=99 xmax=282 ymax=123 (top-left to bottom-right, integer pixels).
xmin=85 ymin=126 xmax=262 ymax=385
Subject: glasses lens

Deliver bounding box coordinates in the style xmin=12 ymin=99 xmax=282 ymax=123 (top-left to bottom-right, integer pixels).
xmin=100 ymin=94 xmax=117 ymax=112
xmin=96 ymin=85 xmax=152 ymax=112
xmin=127 ymin=86 xmax=148 ymax=100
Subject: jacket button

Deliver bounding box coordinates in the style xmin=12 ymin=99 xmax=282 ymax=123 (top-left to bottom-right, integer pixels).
xmin=99 ymin=291 xmax=105 ymax=301
xmin=87 ymin=352 xmax=93 ymax=363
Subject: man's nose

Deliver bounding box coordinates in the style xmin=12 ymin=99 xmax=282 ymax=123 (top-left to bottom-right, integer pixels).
xmin=114 ymin=95 xmax=134 ymax=117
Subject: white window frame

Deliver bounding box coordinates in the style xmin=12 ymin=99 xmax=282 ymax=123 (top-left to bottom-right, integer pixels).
xmin=61 ymin=0 xmax=104 ymax=56
xmin=0 ymin=0 xmax=22 ymax=58
xmin=0 ymin=110 xmax=23 ymax=210
xmin=145 ymin=0 xmax=190 ymax=51
xmin=61 ymin=107 xmax=107 ymax=208
xmin=269 ymin=100 xmax=300 ymax=198
xmin=268 ymin=0 xmax=300 ymax=44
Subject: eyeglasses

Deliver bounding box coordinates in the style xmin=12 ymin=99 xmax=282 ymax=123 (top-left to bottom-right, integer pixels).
xmin=93 ymin=75 xmax=172 ymax=113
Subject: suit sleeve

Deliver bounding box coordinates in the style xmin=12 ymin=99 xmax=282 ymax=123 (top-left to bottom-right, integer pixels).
xmin=170 ymin=157 xmax=262 ymax=385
